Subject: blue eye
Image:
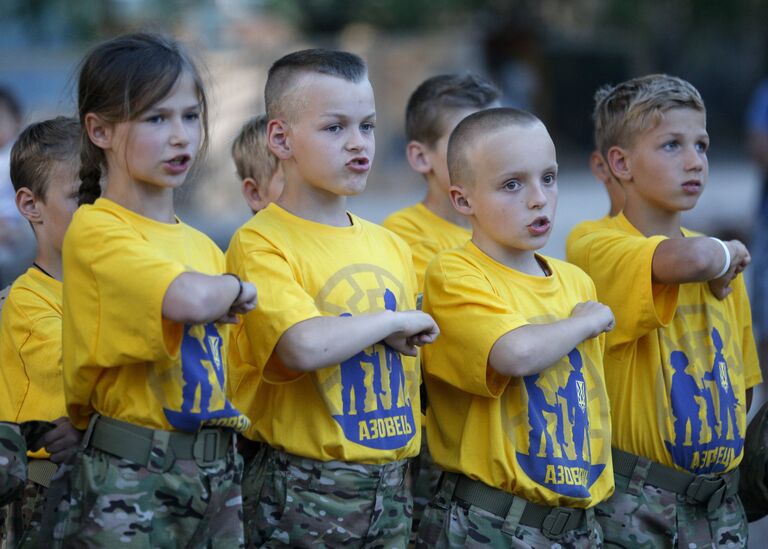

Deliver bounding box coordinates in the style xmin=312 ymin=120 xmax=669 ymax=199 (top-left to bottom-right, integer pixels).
xmin=542 ymin=173 xmax=556 ymax=186
xmin=145 ymin=115 xmax=164 ymax=123
xmin=361 ymin=122 xmax=375 ymax=132
xmin=662 ymin=141 xmax=679 ymax=151
xmin=184 ymin=112 xmax=200 ymax=122
xmin=504 ymin=180 xmax=521 ymax=191
xmin=695 ymin=141 xmax=709 ymax=153
xmin=326 ymin=124 xmax=342 ymax=133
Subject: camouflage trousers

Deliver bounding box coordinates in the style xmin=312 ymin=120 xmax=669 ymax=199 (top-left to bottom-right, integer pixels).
xmin=240 ymin=440 xmax=268 ymax=548
xmin=416 ymin=474 xmax=603 ymax=549
xmin=409 ymin=429 xmax=441 ymax=539
xmin=44 ymin=445 xmax=245 ymax=548
xmin=1 ymin=478 xmax=47 ymax=548
xmin=0 ymin=423 xmax=26 ymax=506
xmin=596 ymin=469 xmax=748 ymax=548
xmin=248 ymin=447 xmax=412 ymax=548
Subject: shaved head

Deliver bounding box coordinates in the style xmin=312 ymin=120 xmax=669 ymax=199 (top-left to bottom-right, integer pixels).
xmin=265 ymin=48 xmax=368 ymax=122
xmin=447 ymin=107 xmax=541 ymax=187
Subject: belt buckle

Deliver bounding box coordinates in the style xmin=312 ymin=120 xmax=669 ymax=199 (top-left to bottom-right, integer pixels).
xmin=193 ymin=429 xmax=222 ymax=467
xmin=541 ymin=508 xmax=574 ymax=540
xmin=686 ymin=475 xmax=726 ymax=513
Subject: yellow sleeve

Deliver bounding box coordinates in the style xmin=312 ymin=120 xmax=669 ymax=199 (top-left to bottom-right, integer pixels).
xmin=76 ymin=221 xmax=187 ymax=364
xmin=733 ymin=275 xmax=762 ymax=389
xmin=423 ymin=254 xmax=526 ymax=397
xmin=0 ymin=304 xmax=28 ymax=422
xmin=567 ymin=227 xmax=678 ymax=347
xmin=227 ymin=231 xmax=321 ymax=384
xmin=63 ymin=212 xmax=187 ymax=425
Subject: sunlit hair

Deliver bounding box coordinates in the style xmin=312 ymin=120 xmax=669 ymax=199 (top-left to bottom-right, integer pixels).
xmin=406 ymin=73 xmax=500 ymax=147
xmin=593 ymin=74 xmax=705 ymax=158
xmin=447 ymin=107 xmax=540 ymax=187
xmin=10 ymin=116 xmax=80 ymax=199
xmin=231 ymin=114 xmax=277 ymax=185
xmin=76 ymin=32 xmax=209 ymax=205
xmin=265 ymin=48 xmax=367 ymax=121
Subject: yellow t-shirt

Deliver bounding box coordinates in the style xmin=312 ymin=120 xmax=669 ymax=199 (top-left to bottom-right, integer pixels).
xmin=226 ymin=203 xmax=420 ymax=464
xmin=422 ymin=242 xmax=613 ymax=508
xmin=382 ymin=203 xmax=471 ymax=289
xmin=567 ymin=213 xmax=762 ymax=474
xmin=62 ymin=198 xmax=250 ymax=433
xmin=0 ymin=268 xmax=65 ymax=424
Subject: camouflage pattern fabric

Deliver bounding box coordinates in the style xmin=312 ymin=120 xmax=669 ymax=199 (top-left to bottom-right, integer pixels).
xmin=241 ymin=441 xmax=268 ymax=548
xmin=0 ymin=424 xmax=26 ymax=506
xmin=416 ymin=474 xmax=602 ymax=549
xmin=2 ymin=479 xmax=47 ymax=548
xmin=739 ymin=399 xmax=768 ymax=521
xmin=44 ymin=445 xmax=244 ymax=548
xmin=410 ymin=430 xmax=441 ymax=540
xmin=596 ymin=469 xmax=747 ymax=548
xmin=249 ymin=447 xmax=412 ymax=548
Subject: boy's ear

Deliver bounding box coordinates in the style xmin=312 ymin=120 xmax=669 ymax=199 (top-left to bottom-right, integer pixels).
xmin=15 ymin=187 xmax=42 ymax=225
xmin=241 ymin=177 xmax=266 ymax=214
xmin=84 ymin=113 xmax=112 ymax=150
xmin=406 ymin=141 xmax=432 ymax=175
xmin=267 ymin=119 xmax=291 ymax=160
xmin=449 ymin=185 xmax=472 ymax=216
xmin=606 ymin=146 xmax=632 ymax=182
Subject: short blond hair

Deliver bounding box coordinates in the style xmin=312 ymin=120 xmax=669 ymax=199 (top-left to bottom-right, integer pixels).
xmin=593 ymin=74 xmax=705 ymax=157
xmin=231 ymin=114 xmax=277 ymax=185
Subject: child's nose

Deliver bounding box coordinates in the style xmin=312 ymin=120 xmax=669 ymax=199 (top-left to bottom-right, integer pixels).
xmin=528 ymin=184 xmax=548 ymax=208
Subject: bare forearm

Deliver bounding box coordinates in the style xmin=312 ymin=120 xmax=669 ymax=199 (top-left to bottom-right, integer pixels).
xmin=652 ymin=237 xmax=728 ymax=284
xmin=162 ymin=272 xmax=239 ymax=324
xmin=489 ymin=318 xmax=596 ymax=377
xmin=276 ymin=312 xmax=401 ymax=372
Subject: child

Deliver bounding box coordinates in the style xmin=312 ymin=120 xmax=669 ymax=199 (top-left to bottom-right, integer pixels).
xmin=589 ymin=149 xmax=624 ymax=216
xmin=226 ymin=48 xmax=439 ymax=547
xmin=566 ymin=74 xmax=761 ymax=547
xmin=49 ymin=33 xmax=257 ymax=547
xmin=416 ymin=108 xmax=615 ymax=548
xmin=383 ymin=73 xmax=500 ymax=289
xmin=0 ymin=117 xmax=85 ymax=546
xmin=231 ymin=113 xmax=285 ymax=214
xmin=382 ymin=72 xmax=500 ymax=537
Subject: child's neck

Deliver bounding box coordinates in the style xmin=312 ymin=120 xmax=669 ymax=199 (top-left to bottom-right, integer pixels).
xmin=472 ymin=235 xmax=546 ymax=276
xmin=278 ymin=181 xmax=351 ymax=227
xmin=32 ymin=249 xmax=62 ymax=281
xmin=104 ymin=182 xmax=176 ymax=224
xmin=423 ymin=181 xmax=470 ymax=228
xmin=622 ymin=198 xmax=683 ymax=238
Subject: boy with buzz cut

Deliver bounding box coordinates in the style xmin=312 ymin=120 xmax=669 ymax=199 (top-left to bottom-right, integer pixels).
xmin=226 ymin=48 xmax=440 ymax=547
xmin=567 ymin=74 xmax=762 ymax=547
xmin=0 ymin=117 xmax=84 ymax=546
xmin=383 ymin=73 xmax=500 ymax=289
xmin=231 ymin=113 xmax=285 ymax=214
xmin=417 ymin=107 xmax=616 ymax=548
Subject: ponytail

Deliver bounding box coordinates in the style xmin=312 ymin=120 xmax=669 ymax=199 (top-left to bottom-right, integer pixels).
xmin=77 ymin=136 xmax=103 ymax=205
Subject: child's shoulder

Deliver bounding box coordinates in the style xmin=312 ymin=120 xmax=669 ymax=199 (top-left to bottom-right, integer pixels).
xmin=425 ymin=244 xmax=486 ymax=283
xmin=2 ymin=268 xmax=61 ymax=328
xmin=382 ymin=203 xmax=421 ymax=232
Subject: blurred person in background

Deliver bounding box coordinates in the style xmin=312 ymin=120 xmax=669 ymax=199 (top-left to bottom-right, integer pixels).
xmin=746 ymin=77 xmax=768 ymax=384
xmin=0 ymin=87 xmax=26 ymax=285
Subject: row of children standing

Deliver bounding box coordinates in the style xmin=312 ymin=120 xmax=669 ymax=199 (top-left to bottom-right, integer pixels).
xmin=0 ymin=31 xmax=762 ymax=548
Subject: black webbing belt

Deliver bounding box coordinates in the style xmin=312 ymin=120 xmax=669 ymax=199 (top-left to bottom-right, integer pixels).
xmin=448 ymin=473 xmax=590 ymax=540
xmin=612 ymin=447 xmax=739 ymax=513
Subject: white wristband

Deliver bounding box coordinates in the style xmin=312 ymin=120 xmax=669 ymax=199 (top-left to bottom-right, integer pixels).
xmin=711 ymin=237 xmax=731 ymax=279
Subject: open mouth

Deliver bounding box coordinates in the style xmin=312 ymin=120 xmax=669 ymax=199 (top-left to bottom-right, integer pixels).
xmin=346 ymin=157 xmax=370 ymax=173
xmin=164 ymin=155 xmax=191 ymax=174
xmin=527 ymin=216 xmax=551 ymax=235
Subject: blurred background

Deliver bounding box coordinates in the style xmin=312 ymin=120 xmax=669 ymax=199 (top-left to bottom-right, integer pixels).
xmin=0 ymin=0 xmax=767 ymax=539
